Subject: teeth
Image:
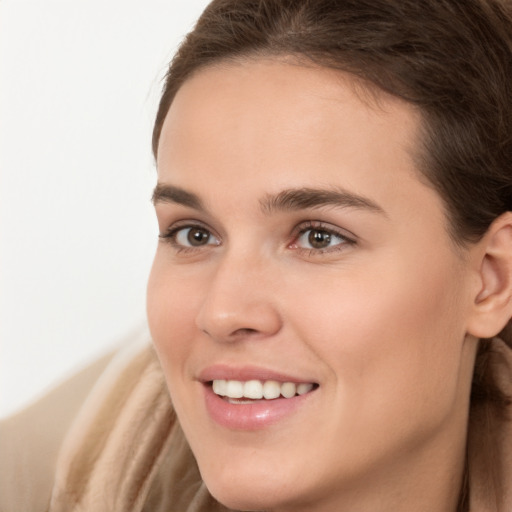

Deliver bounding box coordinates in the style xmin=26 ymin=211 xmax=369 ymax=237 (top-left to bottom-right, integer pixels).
xmin=281 ymin=382 xmax=297 ymax=398
xmin=244 ymin=380 xmax=263 ymax=399
xmin=226 ymin=380 xmax=244 ymax=398
xmin=212 ymin=379 xmax=315 ymax=400
xmin=262 ymin=380 xmax=281 ymax=399
xmin=297 ymin=383 xmax=314 ymax=395
xmin=212 ymin=379 xmax=227 ymax=395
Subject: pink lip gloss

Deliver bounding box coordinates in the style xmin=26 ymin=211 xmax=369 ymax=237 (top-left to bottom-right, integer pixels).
xmin=203 ymin=384 xmax=314 ymax=430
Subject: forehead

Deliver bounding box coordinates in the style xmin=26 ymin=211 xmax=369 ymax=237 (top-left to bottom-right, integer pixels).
xmin=158 ymin=58 xmax=421 ymax=174
xmin=156 ymin=59 xmax=442 ymax=224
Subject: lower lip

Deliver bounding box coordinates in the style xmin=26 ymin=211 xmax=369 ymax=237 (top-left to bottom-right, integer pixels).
xmin=203 ymin=385 xmax=314 ymax=430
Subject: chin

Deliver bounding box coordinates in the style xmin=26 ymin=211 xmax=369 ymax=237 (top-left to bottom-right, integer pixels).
xmin=200 ymin=463 xmax=300 ymax=512
xmin=206 ymin=483 xmax=285 ymax=512
xmin=209 ymin=490 xmax=273 ymax=512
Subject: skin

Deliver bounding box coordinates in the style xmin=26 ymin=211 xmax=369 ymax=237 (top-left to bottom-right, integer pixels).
xmin=147 ymin=59 xmax=484 ymax=512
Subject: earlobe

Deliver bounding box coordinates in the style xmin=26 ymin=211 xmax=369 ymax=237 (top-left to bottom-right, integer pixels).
xmin=467 ymin=212 xmax=512 ymax=339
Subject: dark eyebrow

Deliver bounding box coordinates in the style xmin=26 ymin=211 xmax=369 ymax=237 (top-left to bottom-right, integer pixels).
xmin=260 ymin=187 xmax=386 ymax=216
xmin=152 ymin=183 xmax=385 ymax=217
xmin=152 ymin=184 xmax=205 ymax=211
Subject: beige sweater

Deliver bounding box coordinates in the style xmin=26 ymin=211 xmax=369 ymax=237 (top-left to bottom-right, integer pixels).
xmin=1 ymin=332 xmax=511 ymax=512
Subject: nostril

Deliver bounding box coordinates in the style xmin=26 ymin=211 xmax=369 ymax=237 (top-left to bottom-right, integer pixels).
xmin=232 ymin=328 xmax=259 ymax=337
xmin=200 ymin=327 xmax=260 ymax=341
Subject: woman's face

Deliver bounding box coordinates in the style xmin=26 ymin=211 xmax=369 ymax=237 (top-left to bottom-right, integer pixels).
xmin=148 ymin=60 xmax=479 ymax=511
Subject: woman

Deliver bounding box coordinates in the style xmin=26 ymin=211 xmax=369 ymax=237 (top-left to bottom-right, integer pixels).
xmin=2 ymin=1 xmax=511 ymax=511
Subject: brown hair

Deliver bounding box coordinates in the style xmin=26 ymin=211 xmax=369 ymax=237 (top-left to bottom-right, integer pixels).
xmin=152 ymin=1 xmax=512 ymax=506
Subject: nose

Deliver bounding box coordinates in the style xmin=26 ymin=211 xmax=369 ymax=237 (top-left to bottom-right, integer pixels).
xmin=195 ymin=251 xmax=283 ymax=343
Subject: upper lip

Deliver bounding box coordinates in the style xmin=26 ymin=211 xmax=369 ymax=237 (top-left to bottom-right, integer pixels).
xmin=198 ymin=365 xmax=317 ymax=384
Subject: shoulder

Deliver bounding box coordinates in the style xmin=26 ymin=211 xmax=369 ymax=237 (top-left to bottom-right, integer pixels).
xmin=0 ymin=331 xmax=147 ymax=512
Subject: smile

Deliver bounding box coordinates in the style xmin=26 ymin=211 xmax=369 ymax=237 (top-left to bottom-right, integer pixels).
xmin=212 ymin=379 xmax=315 ymax=401
xmin=199 ymin=366 xmax=319 ymax=429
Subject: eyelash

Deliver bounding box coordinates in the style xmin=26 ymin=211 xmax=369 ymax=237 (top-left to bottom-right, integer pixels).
xmin=159 ymin=220 xmax=356 ymax=255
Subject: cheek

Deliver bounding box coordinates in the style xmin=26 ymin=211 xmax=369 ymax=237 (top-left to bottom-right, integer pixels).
xmin=290 ymin=248 xmax=468 ymax=427
xmin=146 ymin=256 xmax=201 ymax=377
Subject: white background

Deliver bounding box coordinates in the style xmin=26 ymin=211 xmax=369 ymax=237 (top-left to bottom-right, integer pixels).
xmin=1 ymin=0 xmax=211 ymax=418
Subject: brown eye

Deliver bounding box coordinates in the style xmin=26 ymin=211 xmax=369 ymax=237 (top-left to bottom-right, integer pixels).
xmin=294 ymin=225 xmax=350 ymax=253
xmin=186 ymin=227 xmax=211 ymax=246
xmin=169 ymin=225 xmax=220 ymax=248
xmin=308 ymin=229 xmax=332 ymax=249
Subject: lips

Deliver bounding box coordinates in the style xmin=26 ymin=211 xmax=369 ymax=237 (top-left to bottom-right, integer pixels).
xmin=199 ymin=365 xmax=318 ymax=430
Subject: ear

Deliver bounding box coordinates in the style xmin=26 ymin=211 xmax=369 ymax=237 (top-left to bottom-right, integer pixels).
xmin=467 ymin=212 xmax=512 ymax=339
